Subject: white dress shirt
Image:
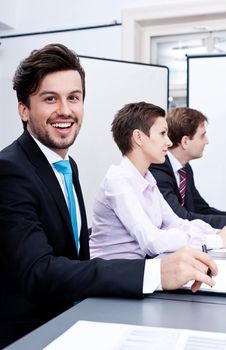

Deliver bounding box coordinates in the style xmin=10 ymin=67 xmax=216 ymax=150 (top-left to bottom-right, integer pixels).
xmin=167 ymin=151 xmax=183 ymax=187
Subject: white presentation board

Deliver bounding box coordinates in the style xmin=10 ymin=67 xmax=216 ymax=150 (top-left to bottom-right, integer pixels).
xmin=0 ymin=30 xmax=168 ymax=224
xmin=187 ymin=54 xmax=226 ymax=210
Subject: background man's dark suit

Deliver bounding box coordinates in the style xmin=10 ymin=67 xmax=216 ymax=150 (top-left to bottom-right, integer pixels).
xmin=0 ymin=131 xmax=144 ymax=348
xmin=150 ymin=155 xmax=226 ymax=229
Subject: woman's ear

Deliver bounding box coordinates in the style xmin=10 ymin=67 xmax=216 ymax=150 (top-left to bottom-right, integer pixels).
xmin=132 ymin=129 xmax=143 ymax=147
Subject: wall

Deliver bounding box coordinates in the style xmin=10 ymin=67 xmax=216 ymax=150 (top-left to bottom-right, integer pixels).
xmin=0 ymin=0 xmax=211 ymax=36
xmin=188 ymin=55 xmax=226 ymax=210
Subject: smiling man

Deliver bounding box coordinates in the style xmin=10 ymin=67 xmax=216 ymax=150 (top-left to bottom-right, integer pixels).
xmin=150 ymin=107 xmax=226 ymax=229
xmin=0 ymin=44 xmax=220 ymax=348
xmin=18 ymin=69 xmax=84 ymax=156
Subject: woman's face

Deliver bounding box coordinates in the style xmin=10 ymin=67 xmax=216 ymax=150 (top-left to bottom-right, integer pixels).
xmin=141 ymin=117 xmax=172 ymax=164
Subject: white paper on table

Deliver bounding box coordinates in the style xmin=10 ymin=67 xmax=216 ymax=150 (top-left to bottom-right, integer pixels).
xmin=183 ymin=258 xmax=226 ymax=293
xmin=43 ymin=320 xmax=226 ymax=350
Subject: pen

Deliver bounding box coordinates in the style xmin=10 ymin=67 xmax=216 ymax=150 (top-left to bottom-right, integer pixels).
xmin=202 ymin=244 xmax=212 ymax=278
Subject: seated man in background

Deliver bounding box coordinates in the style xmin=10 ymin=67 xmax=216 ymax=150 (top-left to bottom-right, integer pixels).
xmin=150 ymin=107 xmax=226 ymax=229
xmin=90 ymin=102 xmax=226 ymax=261
xmin=0 ymin=44 xmax=217 ymax=349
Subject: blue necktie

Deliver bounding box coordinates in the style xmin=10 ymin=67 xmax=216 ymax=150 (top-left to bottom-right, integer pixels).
xmin=53 ymin=160 xmax=79 ymax=252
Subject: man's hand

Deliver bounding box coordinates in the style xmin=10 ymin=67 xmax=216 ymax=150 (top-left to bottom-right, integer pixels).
xmin=161 ymin=246 xmax=218 ymax=292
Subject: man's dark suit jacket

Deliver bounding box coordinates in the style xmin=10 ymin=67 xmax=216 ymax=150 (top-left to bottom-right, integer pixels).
xmin=149 ymin=155 xmax=226 ymax=229
xmin=0 ymin=131 xmax=145 ymax=348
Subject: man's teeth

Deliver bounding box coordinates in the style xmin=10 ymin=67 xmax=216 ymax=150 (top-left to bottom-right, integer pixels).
xmin=52 ymin=123 xmax=72 ymax=128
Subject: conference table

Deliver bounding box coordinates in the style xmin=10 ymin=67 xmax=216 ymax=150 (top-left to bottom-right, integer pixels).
xmin=5 ymin=289 xmax=226 ymax=350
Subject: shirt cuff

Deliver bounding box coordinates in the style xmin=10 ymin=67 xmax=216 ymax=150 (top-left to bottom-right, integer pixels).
xmin=205 ymin=234 xmax=223 ymax=250
xmin=143 ymin=258 xmax=162 ymax=294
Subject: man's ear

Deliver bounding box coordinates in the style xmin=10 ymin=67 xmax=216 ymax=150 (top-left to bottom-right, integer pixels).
xmin=18 ymin=102 xmax=29 ymax=123
xmin=132 ymin=129 xmax=143 ymax=147
xmin=180 ymin=135 xmax=190 ymax=150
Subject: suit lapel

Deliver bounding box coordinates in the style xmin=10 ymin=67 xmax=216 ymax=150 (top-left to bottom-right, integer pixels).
xmin=165 ymin=156 xmax=181 ymax=198
xmin=18 ymin=131 xmax=76 ymax=249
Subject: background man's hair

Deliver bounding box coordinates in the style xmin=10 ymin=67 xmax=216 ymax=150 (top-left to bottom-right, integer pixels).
xmin=167 ymin=107 xmax=208 ymax=148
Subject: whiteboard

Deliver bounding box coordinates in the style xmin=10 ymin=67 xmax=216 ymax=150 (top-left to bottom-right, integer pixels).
xmin=0 ymin=31 xmax=168 ymax=224
xmin=187 ymin=54 xmax=226 ymax=210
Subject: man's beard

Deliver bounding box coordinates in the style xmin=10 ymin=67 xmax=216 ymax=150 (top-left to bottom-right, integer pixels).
xmin=36 ymin=130 xmax=77 ymax=150
xmin=28 ymin=119 xmax=80 ymax=150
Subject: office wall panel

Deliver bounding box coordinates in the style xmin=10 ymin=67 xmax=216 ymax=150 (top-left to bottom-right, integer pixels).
xmin=188 ymin=54 xmax=226 ymax=210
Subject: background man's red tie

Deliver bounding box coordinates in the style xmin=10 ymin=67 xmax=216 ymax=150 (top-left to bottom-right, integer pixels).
xmin=178 ymin=167 xmax=187 ymax=206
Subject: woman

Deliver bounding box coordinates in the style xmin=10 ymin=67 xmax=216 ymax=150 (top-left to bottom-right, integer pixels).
xmin=90 ymin=102 xmax=226 ymax=259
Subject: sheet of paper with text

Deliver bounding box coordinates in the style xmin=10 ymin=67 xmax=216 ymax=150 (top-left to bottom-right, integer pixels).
xmin=44 ymin=320 xmax=226 ymax=350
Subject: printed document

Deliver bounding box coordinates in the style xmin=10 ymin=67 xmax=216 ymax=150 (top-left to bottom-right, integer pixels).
xmin=44 ymin=320 xmax=226 ymax=350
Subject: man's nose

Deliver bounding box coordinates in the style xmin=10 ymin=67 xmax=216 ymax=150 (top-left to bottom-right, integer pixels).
xmin=57 ymin=100 xmax=71 ymax=116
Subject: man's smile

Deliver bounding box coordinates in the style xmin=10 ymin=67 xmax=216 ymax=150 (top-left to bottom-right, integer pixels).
xmin=51 ymin=122 xmax=73 ymax=129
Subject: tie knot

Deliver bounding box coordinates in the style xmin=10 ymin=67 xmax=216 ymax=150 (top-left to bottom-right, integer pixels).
xmin=53 ymin=160 xmax=72 ymax=175
xmin=178 ymin=167 xmax=186 ymax=178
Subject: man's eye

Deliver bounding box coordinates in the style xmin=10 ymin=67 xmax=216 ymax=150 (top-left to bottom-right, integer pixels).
xmin=69 ymin=95 xmax=79 ymax=101
xmin=45 ymin=96 xmax=56 ymax=102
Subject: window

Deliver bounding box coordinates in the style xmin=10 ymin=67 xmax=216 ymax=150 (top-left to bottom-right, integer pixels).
xmin=151 ymin=31 xmax=226 ymax=108
xmin=122 ymin=1 xmax=226 ymax=108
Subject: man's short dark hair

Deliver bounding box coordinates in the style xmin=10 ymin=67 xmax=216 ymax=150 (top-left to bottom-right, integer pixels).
xmin=167 ymin=107 xmax=208 ymax=148
xmin=111 ymin=101 xmax=165 ymax=155
xmin=13 ymin=43 xmax=85 ymax=129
